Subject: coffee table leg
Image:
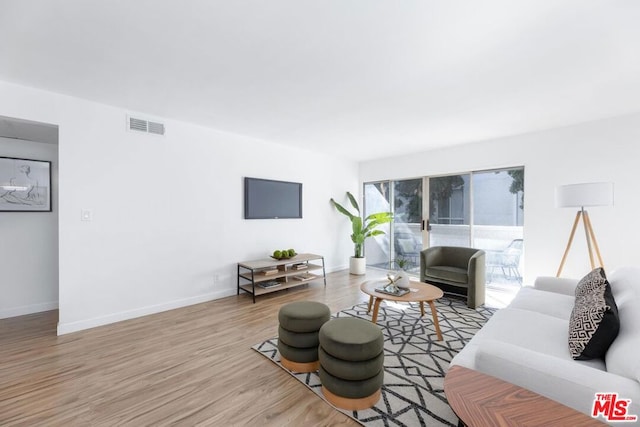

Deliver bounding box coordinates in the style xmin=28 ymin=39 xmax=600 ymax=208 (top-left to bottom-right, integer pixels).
xmin=419 ymin=301 xmax=425 ymax=317
xmin=428 ymin=300 xmax=443 ymax=341
xmin=371 ymin=297 xmax=383 ymax=323
xmin=367 ymin=295 xmax=373 ymax=313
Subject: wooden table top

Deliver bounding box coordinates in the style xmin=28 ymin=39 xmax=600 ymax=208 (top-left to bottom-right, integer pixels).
xmin=444 ymin=365 xmax=605 ymax=426
xmin=237 ymin=253 xmax=323 ymax=269
xmin=360 ymin=279 xmax=444 ymax=303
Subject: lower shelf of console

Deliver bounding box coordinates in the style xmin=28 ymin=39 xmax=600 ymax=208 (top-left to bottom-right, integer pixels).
xmin=239 ymin=274 xmax=322 ymax=296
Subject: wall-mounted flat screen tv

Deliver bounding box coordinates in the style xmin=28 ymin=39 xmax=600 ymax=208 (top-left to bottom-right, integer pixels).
xmin=244 ymin=177 xmax=302 ymax=219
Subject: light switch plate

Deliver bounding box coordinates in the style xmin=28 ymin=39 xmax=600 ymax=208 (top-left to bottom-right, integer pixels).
xmin=81 ymin=209 xmax=93 ymax=221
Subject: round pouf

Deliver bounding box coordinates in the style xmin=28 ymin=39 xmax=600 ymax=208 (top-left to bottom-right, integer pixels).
xmin=278 ymin=301 xmax=331 ymax=372
xmin=318 ymin=317 xmax=384 ymax=410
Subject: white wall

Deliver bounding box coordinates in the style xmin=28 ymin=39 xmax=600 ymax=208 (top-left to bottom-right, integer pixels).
xmin=0 ymin=81 xmax=358 ymax=334
xmin=360 ymin=113 xmax=640 ymax=283
xmin=0 ymin=136 xmax=59 ymax=318
xmin=5 ymin=75 xmax=636 ymax=332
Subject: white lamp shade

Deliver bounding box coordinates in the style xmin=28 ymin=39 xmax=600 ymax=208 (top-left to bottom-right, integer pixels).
xmin=555 ymin=182 xmax=614 ymax=208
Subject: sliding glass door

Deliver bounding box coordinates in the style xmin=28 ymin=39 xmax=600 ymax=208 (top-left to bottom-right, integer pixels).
xmin=428 ymin=168 xmax=524 ymax=284
xmin=473 ymin=168 xmax=524 ymax=284
xmin=363 ymin=167 xmax=524 ymax=284
xmin=392 ymin=179 xmax=423 ymax=272
xmin=363 ymin=179 xmax=423 ymax=272
xmin=428 ymin=174 xmax=471 ymax=248
xmin=363 ymin=182 xmax=391 ymax=269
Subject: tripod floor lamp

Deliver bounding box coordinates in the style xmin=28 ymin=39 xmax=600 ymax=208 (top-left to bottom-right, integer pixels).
xmin=555 ymin=182 xmax=614 ymax=277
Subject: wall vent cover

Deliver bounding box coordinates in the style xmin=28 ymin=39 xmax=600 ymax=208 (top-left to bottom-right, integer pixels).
xmin=127 ymin=116 xmax=165 ymax=136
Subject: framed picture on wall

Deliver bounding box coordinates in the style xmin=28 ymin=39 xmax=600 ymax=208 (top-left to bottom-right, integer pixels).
xmin=0 ymin=156 xmax=52 ymax=212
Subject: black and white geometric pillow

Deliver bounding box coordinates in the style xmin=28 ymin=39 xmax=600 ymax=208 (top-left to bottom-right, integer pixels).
xmin=568 ymin=268 xmax=620 ymax=360
xmin=574 ymin=267 xmax=607 ymax=298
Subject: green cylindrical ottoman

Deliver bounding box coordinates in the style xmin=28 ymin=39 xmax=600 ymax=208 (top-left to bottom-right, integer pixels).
xmin=278 ymin=301 xmax=331 ymax=372
xmin=318 ymin=317 xmax=384 ymax=410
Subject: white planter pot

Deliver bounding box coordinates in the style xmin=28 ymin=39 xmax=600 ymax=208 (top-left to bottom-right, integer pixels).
xmin=350 ymin=257 xmax=367 ymax=275
xmin=394 ymin=270 xmax=411 ymax=288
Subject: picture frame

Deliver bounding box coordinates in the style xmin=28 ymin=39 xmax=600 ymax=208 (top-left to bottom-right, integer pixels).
xmin=0 ymin=156 xmax=52 ymax=212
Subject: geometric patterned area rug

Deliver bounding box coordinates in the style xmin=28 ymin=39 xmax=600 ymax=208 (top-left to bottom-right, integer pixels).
xmin=252 ymin=297 xmax=495 ymax=427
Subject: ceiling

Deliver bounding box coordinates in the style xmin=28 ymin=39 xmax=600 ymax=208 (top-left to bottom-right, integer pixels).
xmin=1 ymin=1 xmax=639 ymax=161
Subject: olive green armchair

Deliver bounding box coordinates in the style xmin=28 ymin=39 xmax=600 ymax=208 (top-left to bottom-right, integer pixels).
xmin=420 ymin=246 xmax=486 ymax=308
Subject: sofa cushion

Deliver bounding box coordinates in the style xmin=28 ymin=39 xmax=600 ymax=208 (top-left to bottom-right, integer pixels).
xmin=568 ymin=268 xmax=619 ymax=360
xmin=534 ymin=276 xmax=579 ymax=296
xmin=508 ymin=287 xmax=575 ymax=320
xmin=451 ymin=308 xmax=606 ymax=371
xmin=424 ymin=266 xmax=468 ymax=284
xmin=606 ymin=267 xmax=640 ymax=382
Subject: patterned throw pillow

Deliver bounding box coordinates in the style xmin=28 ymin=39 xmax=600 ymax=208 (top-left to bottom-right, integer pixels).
xmin=574 ymin=267 xmax=607 ymax=298
xmin=568 ymin=268 xmax=620 ymax=360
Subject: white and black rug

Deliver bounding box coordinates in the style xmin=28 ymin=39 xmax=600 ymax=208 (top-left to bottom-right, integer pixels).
xmin=252 ymin=297 xmax=495 ymax=426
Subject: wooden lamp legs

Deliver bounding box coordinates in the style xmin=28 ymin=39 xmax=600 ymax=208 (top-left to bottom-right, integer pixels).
xmin=556 ymin=208 xmax=605 ymax=277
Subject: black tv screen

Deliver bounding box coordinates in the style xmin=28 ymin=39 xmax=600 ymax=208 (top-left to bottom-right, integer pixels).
xmin=244 ymin=177 xmax=302 ymax=219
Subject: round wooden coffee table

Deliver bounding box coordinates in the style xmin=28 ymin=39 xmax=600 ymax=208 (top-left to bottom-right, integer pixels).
xmin=360 ymin=279 xmax=444 ymax=341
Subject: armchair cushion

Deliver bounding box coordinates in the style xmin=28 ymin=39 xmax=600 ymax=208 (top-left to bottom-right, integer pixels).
xmin=424 ymin=266 xmax=468 ymax=284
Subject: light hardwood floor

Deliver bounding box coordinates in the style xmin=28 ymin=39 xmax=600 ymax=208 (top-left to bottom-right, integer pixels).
xmin=0 ymin=269 xmax=393 ymax=426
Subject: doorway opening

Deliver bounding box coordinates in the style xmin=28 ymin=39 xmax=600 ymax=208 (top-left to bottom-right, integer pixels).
xmin=0 ymin=115 xmax=59 ymax=324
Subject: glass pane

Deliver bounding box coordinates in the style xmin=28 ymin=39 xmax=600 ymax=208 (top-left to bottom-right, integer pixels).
xmin=473 ymin=169 xmax=524 ymax=226
xmin=392 ymin=179 xmax=422 ymax=273
xmin=364 ymin=182 xmax=391 ymax=269
xmin=472 ymin=168 xmax=524 ymax=288
xmin=429 ymin=174 xmax=471 ymax=247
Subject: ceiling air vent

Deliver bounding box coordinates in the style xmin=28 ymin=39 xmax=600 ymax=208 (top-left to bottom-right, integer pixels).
xmin=127 ymin=115 xmax=165 ymax=136
xmin=147 ymin=121 xmax=165 ymax=135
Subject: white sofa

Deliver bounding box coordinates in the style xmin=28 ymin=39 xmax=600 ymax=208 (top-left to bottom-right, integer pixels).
xmin=450 ymin=266 xmax=640 ymax=420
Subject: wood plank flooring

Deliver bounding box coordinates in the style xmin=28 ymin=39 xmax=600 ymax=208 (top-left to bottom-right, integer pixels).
xmin=0 ymin=269 xmax=387 ymax=426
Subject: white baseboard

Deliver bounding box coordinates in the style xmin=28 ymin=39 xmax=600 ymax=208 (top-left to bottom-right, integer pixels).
xmin=325 ymin=264 xmax=348 ymax=273
xmin=0 ymin=301 xmax=59 ymax=319
xmin=56 ymin=289 xmax=235 ymax=335
xmin=56 ymin=266 xmax=352 ymax=335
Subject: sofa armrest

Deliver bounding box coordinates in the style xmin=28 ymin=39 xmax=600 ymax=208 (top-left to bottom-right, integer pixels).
xmin=474 ymin=341 xmax=640 ymax=417
xmin=534 ymin=276 xmax=579 ymax=296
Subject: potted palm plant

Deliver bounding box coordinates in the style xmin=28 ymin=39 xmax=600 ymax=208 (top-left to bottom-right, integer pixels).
xmin=330 ymin=192 xmax=393 ymax=275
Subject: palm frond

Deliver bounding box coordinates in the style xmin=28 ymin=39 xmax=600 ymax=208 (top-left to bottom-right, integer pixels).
xmin=330 ymin=198 xmax=355 ymax=220
xmin=346 ymin=192 xmax=360 ymax=214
